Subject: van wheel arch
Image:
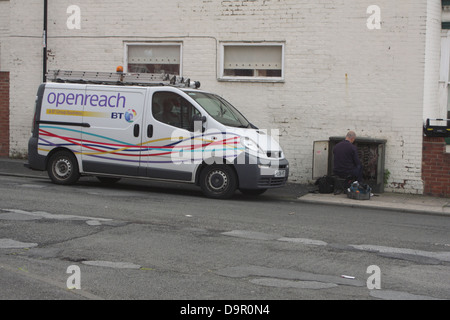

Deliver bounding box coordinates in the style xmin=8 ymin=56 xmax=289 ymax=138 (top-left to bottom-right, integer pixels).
xmin=45 ymin=148 xmax=77 ymax=170
xmin=46 ymin=149 xmax=80 ymax=185
xmin=195 ymin=160 xmax=240 ymax=187
xmin=198 ymin=163 xmax=239 ymax=199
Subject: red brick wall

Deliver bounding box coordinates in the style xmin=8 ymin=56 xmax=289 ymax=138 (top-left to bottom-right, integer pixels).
xmin=0 ymin=72 xmax=9 ymax=157
xmin=422 ymin=136 xmax=450 ymax=197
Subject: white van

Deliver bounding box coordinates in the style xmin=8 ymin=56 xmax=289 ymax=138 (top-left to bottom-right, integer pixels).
xmin=27 ymin=70 xmax=289 ymax=199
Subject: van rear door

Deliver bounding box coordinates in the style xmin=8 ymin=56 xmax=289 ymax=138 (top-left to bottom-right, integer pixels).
xmin=38 ymin=83 xmax=86 ymax=158
xmin=81 ymin=85 xmax=147 ymax=176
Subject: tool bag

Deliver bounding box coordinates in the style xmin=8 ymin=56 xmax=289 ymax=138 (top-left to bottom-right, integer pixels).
xmin=347 ymin=181 xmax=372 ymax=200
xmin=315 ymin=175 xmax=335 ymax=194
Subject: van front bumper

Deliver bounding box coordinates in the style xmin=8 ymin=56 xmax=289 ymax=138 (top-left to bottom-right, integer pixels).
xmin=233 ymin=153 xmax=289 ymax=190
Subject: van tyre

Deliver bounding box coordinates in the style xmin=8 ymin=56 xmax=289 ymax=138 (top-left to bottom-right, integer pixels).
xmin=47 ymin=151 xmax=80 ymax=185
xmin=200 ymin=165 xmax=237 ymax=199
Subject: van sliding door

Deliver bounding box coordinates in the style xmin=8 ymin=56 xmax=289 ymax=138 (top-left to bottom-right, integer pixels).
xmin=81 ymin=86 xmax=147 ymax=176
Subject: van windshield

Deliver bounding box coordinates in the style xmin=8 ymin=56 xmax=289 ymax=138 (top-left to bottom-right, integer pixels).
xmin=186 ymin=91 xmax=251 ymax=128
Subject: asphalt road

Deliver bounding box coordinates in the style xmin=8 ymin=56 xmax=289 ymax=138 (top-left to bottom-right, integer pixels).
xmin=0 ymin=174 xmax=449 ymax=304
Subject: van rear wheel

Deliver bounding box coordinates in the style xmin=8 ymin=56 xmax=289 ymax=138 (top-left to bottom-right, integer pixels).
xmin=47 ymin=151 xmax=80 ymax=185
xmin=200 ymin=165 xmax=237 ymax=199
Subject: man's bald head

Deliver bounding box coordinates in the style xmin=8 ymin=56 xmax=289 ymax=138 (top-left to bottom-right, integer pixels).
xmin=346 ymin=131 xmax=356 ymax=143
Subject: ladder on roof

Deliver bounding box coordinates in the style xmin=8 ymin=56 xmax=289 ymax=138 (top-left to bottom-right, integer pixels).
xmin=46 ymin=70 xmax=201 ymax=89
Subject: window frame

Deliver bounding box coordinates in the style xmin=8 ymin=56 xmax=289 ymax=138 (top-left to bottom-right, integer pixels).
xmin=152 ymin=91 xmax=201 ymax=132
xmin=124 ymin=42 xmax=183 ymax=76
xmin=439 ymin=31 xmax=450 ymax=147
xmin=218 ymin=42 xmax=285 ymax=83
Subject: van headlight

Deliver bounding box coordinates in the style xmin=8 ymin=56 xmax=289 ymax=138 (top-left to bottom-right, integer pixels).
xmin=240 ymin=137 xmax=265 ymax=155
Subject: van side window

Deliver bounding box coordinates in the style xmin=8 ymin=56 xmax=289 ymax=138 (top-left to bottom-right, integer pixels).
xmin=152 ymin=92 xmax=201 ymax=131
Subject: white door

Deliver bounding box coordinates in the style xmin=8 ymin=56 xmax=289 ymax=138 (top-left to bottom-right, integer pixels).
xmin=38 ymin=84 xmax=86 ymax=158
xmin=142 ymin=89 xmax=203 ymax=181
xmin=81 ymin=85 xmax=147 ymax=176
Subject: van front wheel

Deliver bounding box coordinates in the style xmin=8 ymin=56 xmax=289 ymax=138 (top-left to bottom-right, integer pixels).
xmin=47 ymin=151 xmax=80 ymax=185
xmin=200 ymin=165 xmax=237 ymax=199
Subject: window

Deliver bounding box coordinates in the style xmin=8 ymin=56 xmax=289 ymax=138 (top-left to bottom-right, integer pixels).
xmin=220 ymin=43 xmax=284 ymax=82
xmin=439 ymin=30 xmax=450 ymax=146
xmin=126 ymin=43 xmax=181 ymax=75
xmin=152 ymin=91 xmax=200 ymax=131
xmin=186 ymin=91 xmax=250 ymax=128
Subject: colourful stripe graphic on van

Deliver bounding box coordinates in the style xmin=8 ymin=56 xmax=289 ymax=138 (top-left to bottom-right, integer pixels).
xmin=37 ymin=126 xmax=244 ymax=164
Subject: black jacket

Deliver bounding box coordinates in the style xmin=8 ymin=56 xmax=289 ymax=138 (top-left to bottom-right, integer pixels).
xmin=333 ymin=140 xmax=361 ymax=176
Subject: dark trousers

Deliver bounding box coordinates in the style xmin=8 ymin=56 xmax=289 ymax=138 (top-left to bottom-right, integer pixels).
xmin=335 ymin=165 xmax=363 ymax=183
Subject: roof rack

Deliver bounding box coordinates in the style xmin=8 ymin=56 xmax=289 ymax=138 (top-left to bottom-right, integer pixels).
xmin=46 ymin=70 xmax=201 ymax=89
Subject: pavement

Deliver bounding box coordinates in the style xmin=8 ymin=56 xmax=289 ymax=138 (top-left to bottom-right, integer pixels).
xmin=0 ymin=157 xmax=449 ymax=216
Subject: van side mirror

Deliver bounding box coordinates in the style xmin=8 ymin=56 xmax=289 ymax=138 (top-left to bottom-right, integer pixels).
xmin=192 ymin=114 xmax=207 ymax=123
xmin=191 ymin=114 xmax=206 ymax=132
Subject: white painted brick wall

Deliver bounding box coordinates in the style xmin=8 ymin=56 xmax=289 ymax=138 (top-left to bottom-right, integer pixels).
xmin=6 ymin=0 xmax=439 ymax=194
xmin=7 ymin=0 xmax=43 ymax=157
xmin=0 ymin=0 xmax=10 ymax=70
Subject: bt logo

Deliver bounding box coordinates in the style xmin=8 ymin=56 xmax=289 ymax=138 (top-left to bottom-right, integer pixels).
xmin=111 ymin=109 xmax=137 ymax=123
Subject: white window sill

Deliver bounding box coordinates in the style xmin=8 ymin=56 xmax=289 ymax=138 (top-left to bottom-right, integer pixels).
xmin=218 ymin=77 xmax=285 ymax=83
xmin=446 ymin=145 xmax=450 ymax=154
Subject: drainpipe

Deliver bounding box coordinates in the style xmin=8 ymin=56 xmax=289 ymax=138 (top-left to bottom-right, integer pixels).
xmin=43 ymin=0 xmax=48 ymax=82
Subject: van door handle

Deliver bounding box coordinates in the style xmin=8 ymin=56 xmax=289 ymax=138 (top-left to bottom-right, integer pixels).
xmin=134 ymin=124 xmax=140 ymax=137
xmin=147 ymin=125 xmax=153 ymax=138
